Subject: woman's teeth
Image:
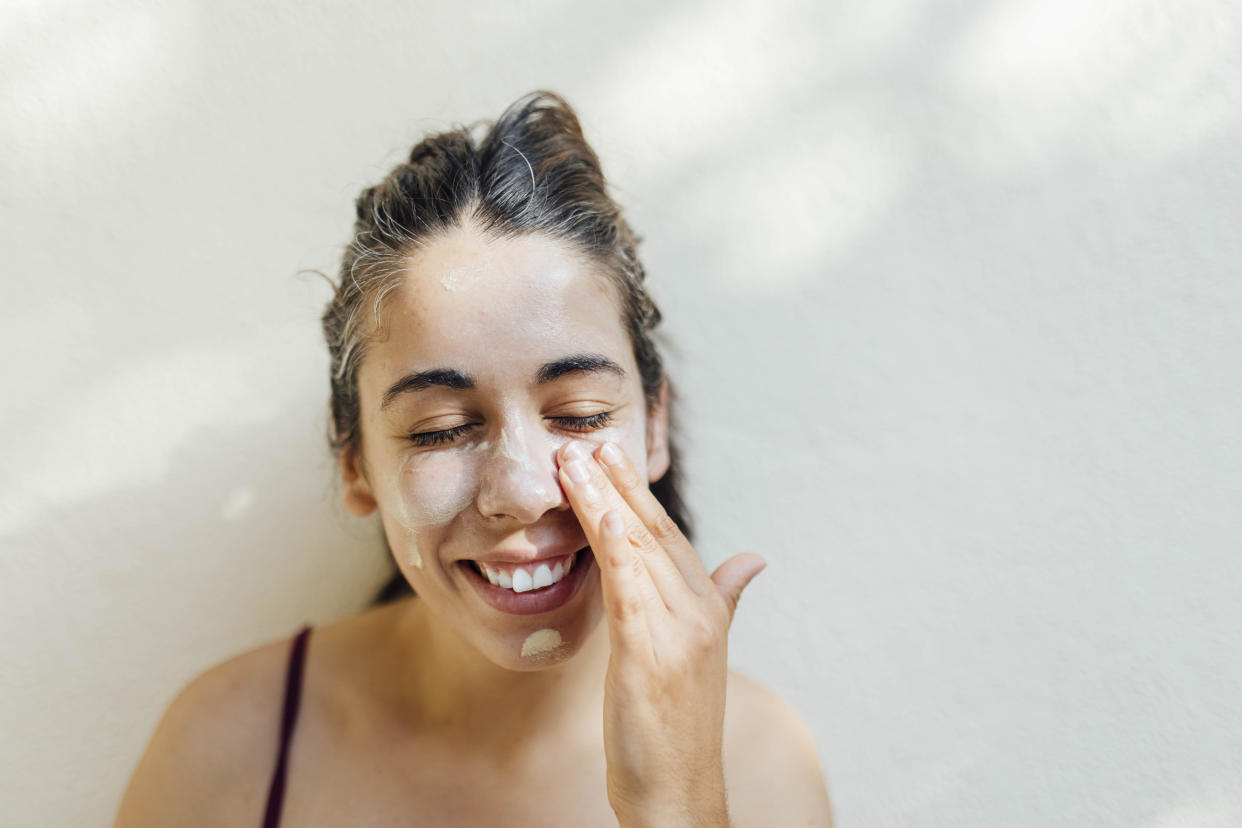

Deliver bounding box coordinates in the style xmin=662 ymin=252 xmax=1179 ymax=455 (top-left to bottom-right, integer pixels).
xmin=476 ymin=553 xmax=576 ymax=593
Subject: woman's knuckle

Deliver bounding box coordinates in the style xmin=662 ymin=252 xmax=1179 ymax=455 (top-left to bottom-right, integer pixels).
xmin=696 ymin=614 xmax=723 ymax=645
xmin=613 ymin=595 xmax=642 ymax=622
xmin=627 ymin=528 xmax=658 ymax=555
xmin=652 ymin=513 xmax=682 ymax=543
xmin=628 ymin=552 xmax=647 ymax=581
xmin=603 ymin=540 xmax=629 ymax=568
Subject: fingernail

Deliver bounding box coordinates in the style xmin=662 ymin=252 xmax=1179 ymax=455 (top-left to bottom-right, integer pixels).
xmin=598 ymin=442 xmax=623 ymax=466
xmin=602 ymin=511 xmax=625 ymax=536
xmin=566 ymin=459 xmax=590 ymax=483
xmin=564 ymin=440 xmax=589 ymax=462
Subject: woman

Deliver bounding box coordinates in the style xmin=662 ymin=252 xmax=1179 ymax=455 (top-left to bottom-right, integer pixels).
xmin=115 ymin=92 xmax=833 ymax=826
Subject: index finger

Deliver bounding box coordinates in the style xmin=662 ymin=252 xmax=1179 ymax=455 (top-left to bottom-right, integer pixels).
xmin=589 ymin=441 xmax=714 ymax=596
xmin=558 ymin=441 xmax=694 ymax=609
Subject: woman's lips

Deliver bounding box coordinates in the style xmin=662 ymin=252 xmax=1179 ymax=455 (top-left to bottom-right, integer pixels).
xmin=476 ymin=553 xmax=577 ymax=591
xmin=460 ymin=548 xmax=593 ymax=615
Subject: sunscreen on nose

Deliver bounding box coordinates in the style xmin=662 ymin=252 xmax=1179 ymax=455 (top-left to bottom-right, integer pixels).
xmin=482 ymin=422 xmax=558 ymax=505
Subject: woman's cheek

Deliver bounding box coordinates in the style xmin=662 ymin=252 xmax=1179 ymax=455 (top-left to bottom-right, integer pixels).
xmin=384 ymin=446 xmax=485 ymax=570
xmin=616 ymin=424 xmax=651 ymax=481
xmin=592 ymin=422 xmax=650 ymax=480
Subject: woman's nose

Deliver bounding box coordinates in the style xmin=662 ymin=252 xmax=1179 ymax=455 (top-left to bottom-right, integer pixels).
xmin=475 ymin=422 xmax=568 ymax=524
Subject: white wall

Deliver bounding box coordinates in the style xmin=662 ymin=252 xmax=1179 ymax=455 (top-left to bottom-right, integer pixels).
xmin=3 ymin=1 xmax=1240 ymax=825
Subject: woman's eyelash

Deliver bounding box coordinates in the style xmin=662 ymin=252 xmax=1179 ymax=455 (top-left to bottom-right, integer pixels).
xmin=408 ymin=424 xmax=477 ymax=447
xmin=407 ymin=412 xmax=613 ymax=447
xmin=550 ymin=411 xmax=613 ymax=431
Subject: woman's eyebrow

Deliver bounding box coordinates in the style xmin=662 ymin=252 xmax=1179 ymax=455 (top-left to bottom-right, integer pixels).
xmin=381 ymin=355 xmax=623 ymax=410
xmin=537 ymin=354 xmax=625 ymax=384
xmin=381 ymin=369 xmax=475 ymax=410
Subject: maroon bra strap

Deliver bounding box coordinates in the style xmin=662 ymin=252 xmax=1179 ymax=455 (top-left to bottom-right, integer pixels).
xmin=261 ymin=625 xmax=312 ymax=828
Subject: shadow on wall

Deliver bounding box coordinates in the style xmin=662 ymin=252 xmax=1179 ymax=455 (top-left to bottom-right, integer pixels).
xmin=1 ymin=391 xmax=390 ymax=816
xmin=2 ymin=387 xmax=388 ymax=675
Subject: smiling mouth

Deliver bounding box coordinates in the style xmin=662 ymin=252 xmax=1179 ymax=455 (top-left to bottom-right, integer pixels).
xmin=460 ymin=546 xmax=594 ymax=616
xmin=465 ymin=548 xmax=587 ymax=593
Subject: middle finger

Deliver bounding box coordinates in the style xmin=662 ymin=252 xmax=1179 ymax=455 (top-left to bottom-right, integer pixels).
xmin=558 ymin=440 xmax=696 ymax=612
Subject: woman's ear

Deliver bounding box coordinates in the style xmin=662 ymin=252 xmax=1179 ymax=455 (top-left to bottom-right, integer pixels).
xmin=340 ymin=447 xmax=378 ymax=517
xmin=645 ymin=381 xmax=671 ymax=483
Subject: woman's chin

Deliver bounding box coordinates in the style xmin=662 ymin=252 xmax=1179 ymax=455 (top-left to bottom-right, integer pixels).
xmin=477 ymin=590 xmax=606 ymax=673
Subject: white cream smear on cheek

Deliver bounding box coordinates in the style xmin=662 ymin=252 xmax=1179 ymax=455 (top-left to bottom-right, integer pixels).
xmin=387 ymin=444 xmax=488 ymax=568
xmin=385 ymin=422 xmax=558 ymax=572
xmin=520 ymin=628 xmax=564 ymax=656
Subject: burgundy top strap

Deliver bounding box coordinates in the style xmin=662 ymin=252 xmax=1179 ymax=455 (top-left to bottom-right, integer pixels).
xmin=261 ymin=625 xmax=312 ymax=828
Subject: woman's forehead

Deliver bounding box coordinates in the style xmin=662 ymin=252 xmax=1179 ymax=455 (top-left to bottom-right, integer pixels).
xmin=398 ymin=227 xmax=615 ymax=316
xmin=364 ymin=229 xmax=633 ymax=388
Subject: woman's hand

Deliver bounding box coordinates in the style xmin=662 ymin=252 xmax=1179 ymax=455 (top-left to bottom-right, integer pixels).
xmin=557 ymin=440 xmax=767 ymax=828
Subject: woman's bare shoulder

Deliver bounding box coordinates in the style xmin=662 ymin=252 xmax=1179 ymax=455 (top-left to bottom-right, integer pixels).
xmin=723 ymin=670 xmax=836 ymax=827
xmin=112 ymin=631 xmax=300 ymax=827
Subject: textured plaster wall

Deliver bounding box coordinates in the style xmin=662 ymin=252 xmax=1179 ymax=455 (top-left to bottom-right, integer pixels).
xmin=2 ymin=1 xmax=1240 ymax=825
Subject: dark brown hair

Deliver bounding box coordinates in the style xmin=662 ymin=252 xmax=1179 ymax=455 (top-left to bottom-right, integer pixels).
xmin=320 ymin=91 xmax=690 ymax=605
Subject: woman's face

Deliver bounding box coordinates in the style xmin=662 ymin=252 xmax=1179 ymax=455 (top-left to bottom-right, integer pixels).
xmin=343 ymin=226 xmax=668 ymax=671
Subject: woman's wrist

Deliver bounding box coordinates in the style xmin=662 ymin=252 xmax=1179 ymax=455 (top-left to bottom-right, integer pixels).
xmin=614 ymin=802 xmax=731 ymax=828
xmin=610 ymin=775 xmax=732 ymax=828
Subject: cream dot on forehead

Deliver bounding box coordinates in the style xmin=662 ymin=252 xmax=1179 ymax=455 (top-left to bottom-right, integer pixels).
xmin=396 ymin=228 xmax=620 ymax=325
xmin=437 ymin=259 xmax=489 ymax=294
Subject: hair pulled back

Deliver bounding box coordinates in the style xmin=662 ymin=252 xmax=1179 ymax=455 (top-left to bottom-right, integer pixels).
xmin=320 ymin=91 xmax=690 ymax=604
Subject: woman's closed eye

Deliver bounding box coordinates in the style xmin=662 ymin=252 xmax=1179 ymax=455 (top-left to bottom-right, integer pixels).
xmin=549 ymin=411 xmax=613 ymax=432
xmin=407 ymin=411 xmax=614 ymax=447
xmin=407 ymin=423 xmax=478 ymax=447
